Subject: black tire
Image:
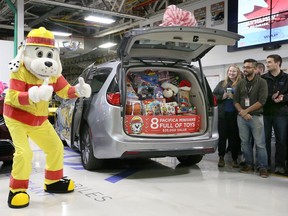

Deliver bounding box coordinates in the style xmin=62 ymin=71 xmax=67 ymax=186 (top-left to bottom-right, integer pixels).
xmin=177 ymin=155 xmax=203 ymax=166
xmin=80 ymin=123 xmax=103 ymax=170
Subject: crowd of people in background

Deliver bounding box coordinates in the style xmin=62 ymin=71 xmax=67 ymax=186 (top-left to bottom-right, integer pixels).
xmin=213 ymin=54 xmax=288 ymax=178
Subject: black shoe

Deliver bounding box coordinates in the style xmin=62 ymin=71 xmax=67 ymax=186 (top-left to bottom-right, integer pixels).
xmin=218 ymin=157 xmax=225 ymax=167
xmin=44 ymin=177 xmax=74 ymax=193
xmin=274 ymin=167 xmax=286 ymax=175
xmin=259 ymin=168 xmax=269 ymax=178
xmin=232 ymin=160 xmax=239 ymax=168
xmin=8 ymin=191 xmax=30 ymax=208
xmin=240 ymin=165 xmax=254 ymax=173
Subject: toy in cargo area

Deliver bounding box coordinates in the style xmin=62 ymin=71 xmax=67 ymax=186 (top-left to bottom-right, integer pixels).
xmin=137 ymin=70 xmax=159 ymax=100
xmin=126 ymin=78 xmax=138 ymax=99
xmin=142 ymin=99 xmax=163 ymax=116
xmin=4 ymin=27 xmax=91 ymax=208
xmin=161 ymin=82 xmax=178 ymax=102
xmin=160 ymin=101 xmax=178 ymax=115
xmin=178 ymin=80 xmax=191 ymax=106
xmin=126 ymin=99 xmax=141 ymax=115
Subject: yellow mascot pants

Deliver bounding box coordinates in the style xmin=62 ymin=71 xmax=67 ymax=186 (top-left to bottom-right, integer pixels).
xmin=4 ymin=117 xmax=64 ymax=192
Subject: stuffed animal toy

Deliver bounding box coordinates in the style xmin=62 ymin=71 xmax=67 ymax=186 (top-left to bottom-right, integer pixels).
xmin=161 ymin=82 xmax=178 ymax=102
xmin=4 ymin=27 xmax=91 ymax=208
xmin=178 ymin=80 xmax=192 ymax=108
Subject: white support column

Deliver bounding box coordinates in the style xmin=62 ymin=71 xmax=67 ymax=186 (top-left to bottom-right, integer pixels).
xmin=17 ymin=0 xmax=25 ymax=46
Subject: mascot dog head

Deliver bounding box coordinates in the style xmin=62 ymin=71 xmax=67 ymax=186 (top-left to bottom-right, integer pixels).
xmin=9 ymin=27 xmax=62 ymax=80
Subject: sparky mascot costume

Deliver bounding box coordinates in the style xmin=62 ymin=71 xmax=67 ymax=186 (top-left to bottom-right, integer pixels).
xmin=4 ymin=27 xmax=91 ymax=208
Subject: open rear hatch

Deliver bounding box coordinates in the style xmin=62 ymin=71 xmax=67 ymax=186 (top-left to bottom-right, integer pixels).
xmin=117 ymin=27 xmax=243 ymax=137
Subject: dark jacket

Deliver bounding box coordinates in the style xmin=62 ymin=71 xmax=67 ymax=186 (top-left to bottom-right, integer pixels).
xmin=234 ymin=74 xmax=268 ymax=115
xmin=262 ymin=70 xmax=288 ymax=116
xmin=213 ymin=79 xmax=236 ymax=118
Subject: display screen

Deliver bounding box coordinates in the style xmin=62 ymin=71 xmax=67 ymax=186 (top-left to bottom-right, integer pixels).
xmin=228 ymin=0 xmax=288 ymax=52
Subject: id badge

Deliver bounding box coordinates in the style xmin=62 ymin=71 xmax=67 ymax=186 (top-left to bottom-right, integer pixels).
xmin=245 ymin=97 xmax=250 ymax=107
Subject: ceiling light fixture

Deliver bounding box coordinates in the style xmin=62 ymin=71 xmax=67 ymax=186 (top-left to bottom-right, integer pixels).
xmin=84 ymin=15 xmax=115 ymax=24
xmin=99 ymin=42 xmax=117 ymax=49
xmin=52 ymin=31 xmax=72 ymax=37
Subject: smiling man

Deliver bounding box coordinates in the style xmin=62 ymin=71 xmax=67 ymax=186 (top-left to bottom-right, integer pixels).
xmin=233 ymin=58 xmax=269 ymax=178
xmin=262 ymin=54 xmax=288 ymax=175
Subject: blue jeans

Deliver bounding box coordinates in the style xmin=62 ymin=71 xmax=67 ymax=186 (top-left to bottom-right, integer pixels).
xmin=264 ymin=115 xmax=288 ymax=168
xmin=237 ymin=115 xmax=268 ymax=169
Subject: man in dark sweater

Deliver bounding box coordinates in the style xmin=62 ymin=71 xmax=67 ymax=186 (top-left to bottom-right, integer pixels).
xmin=262 ymin=54 xmax=288 ymax=175
xmin=234 ymin=58 xmax=269 ymax=178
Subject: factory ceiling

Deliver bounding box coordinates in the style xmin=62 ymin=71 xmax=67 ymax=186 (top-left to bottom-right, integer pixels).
xmin=0 ymin=0 xmax=199 ymax=80
xmin=0 ymin=0 xmax=196 ymax=38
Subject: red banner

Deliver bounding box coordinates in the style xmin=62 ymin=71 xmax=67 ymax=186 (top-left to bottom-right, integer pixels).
xmin=124 ymin=115 xmax=200 ymax=135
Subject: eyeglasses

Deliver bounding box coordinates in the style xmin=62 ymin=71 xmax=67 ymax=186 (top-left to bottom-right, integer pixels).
xmin=242 ymin=66 xmax=255 ymax=69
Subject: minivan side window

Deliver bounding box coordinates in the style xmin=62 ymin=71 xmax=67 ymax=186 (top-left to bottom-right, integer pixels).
xmin=107 ymin=75 xmax=119 ymax=93
xmin=90 ymin=74 xmax=109 ymax=93
xmin=88 ymin=68 xmax=111 ymax=94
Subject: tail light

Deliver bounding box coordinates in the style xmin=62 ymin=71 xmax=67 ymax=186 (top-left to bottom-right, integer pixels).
xmin=213 ymin=95 xmax=217 ymax=106
xmin=107 ymin=92 xmax=121 ymax=106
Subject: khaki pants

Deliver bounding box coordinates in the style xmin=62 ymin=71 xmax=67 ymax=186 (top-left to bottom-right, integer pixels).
xmin=4 ymin=117 xmax=64 ymax=192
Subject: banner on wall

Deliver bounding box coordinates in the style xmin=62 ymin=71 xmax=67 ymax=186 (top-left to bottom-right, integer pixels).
xmin=194 ymin=7 xmax=206 ymax=27
xmin=211 ymin=1 xmax=224 ymax=26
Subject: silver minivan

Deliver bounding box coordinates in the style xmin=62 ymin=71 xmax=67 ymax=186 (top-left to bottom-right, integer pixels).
xmin=55 ymin=26 xmax=242 ymax=170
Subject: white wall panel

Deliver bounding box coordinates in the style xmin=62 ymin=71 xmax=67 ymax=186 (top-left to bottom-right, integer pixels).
xmin=0 ymin=40 xmax=13 ymax=85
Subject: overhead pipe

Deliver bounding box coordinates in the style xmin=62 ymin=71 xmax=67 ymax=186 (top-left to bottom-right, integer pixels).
xmin=30 ymin=0 xmax=147 ymax=20
xmin=49 ymin=17 xmax=102 ymax=28
xmin=0 ymin=24 xmax=31 ymax=31
xmin=94 ymin=20 xmax=141 ymax=37
xmin=117 ymin=0 xmax=126 ymax=12
xmin=4 ymin=0 xmax=17 ymax=56
xmin=132 ymin=0 xmax=160 ymax=10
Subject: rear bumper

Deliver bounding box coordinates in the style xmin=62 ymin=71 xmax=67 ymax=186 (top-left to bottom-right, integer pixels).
xmin=92 ymin=132 xmax=218 ymax=159
xmin=121 ymin=147 xmax=216 ymax=159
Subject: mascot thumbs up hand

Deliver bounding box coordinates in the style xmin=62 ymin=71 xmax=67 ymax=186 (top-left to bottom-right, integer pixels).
xmin=76 ymin=77 xmax=91 ymax=98
xmin=39 ymin=78 xmax=53 ymax=101
xmin=28 ymin=86 xmax=41 ymax=103
xmin=28 ymin=78 xmax=53 ymax=103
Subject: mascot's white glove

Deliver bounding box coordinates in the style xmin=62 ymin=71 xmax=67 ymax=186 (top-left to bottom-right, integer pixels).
xmin=28 ymin=86 xmax=41 ymax=103
xmin=28 ymin=78 xmax=53 ymax=103
xmin=75 ymin=77 xmax=91 ymax=98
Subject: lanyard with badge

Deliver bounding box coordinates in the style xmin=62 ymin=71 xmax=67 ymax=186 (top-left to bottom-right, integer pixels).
xmin=245 ymin=81 xmax=252 ymax=107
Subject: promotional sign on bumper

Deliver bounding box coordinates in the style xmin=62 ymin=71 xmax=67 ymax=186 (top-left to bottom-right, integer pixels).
xmin=125 ymin=115 xmax=200 ymax=135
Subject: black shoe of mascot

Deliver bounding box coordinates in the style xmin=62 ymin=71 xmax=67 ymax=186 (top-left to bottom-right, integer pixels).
xmin=8 ymin=191 xmax=30 ymax=208
xmin=44 ymin=177 xmax=75 ymax=193
xmin=8 ymin=177 xmax=74 ymax=208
